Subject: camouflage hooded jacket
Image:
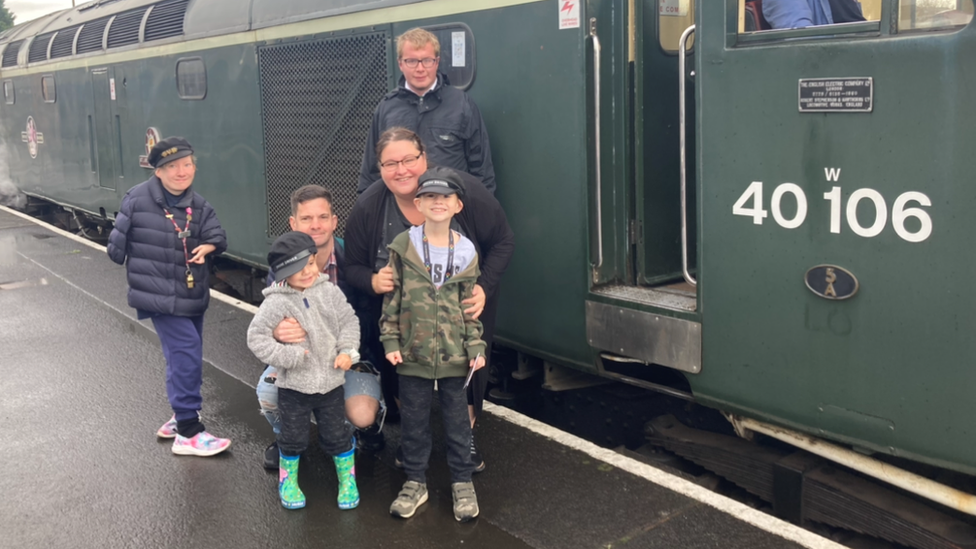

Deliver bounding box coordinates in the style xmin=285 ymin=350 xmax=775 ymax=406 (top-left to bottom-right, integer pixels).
xmin=379 ymin=230 xmax=486 ymax=380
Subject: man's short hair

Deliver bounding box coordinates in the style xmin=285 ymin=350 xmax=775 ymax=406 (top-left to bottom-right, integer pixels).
xmin=396 ymin=28 xmax=440 ymax=59
xmin=289 ymin=185 xmax=334 ymax=217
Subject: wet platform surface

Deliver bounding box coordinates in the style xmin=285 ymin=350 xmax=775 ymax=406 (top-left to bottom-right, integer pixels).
xmin=0 ymin=207 xmax=836 ymax=549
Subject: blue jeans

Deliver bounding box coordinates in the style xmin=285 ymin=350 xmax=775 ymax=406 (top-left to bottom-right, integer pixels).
xmin=257 ymin=365 xmax=384 ymax=434
xmin=399 ymin=375 xmax=474 ymax=484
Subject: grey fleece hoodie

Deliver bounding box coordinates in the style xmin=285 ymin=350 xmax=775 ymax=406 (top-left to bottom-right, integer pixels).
xmin=247 ymin=275 xmax=359 ymax=395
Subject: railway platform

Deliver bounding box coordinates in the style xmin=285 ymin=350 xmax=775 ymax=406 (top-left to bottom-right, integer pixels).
xmin=0 ymin=206 xmax=843 ymax=549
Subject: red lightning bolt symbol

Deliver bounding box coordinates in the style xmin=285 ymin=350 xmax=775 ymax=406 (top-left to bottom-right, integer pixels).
xmin=560 ymin=1 xmax=573 ymax=14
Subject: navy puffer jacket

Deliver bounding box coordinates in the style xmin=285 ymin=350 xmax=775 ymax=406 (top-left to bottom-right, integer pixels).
xmin=107 ymin=176 xmax=227 ymax=317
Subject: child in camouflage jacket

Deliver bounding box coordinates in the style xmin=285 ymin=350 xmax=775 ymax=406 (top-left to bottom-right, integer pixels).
xmin=380 ymin=169 xmax=486 ymax=523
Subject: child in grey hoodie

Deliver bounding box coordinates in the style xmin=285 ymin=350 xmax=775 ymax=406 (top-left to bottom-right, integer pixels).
xmin=247 ymin=231 xmax=361 ymax=511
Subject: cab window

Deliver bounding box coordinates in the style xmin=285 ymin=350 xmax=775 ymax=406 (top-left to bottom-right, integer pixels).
xmin=660 ymin=0 xmax=696 ymax=52
xmin=899 ymin=0 xmax=974 ymax=30
xmin=738 ymin=0 xmax=971 ymax=34
xmin=739 ymin=0 xmax=882 ymax=32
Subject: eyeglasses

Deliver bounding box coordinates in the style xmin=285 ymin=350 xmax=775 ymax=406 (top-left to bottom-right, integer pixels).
xmin=401 ymin=57 xmax=438 ymax=68
xmin=379 ymin=153 xmax=423 ymax=172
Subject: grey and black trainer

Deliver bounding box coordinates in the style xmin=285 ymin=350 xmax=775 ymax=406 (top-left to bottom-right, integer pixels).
xmin=390 ymin=481 xmax=428 ymax=519
xmin=452 ymin=482 xmax=479 ymax=522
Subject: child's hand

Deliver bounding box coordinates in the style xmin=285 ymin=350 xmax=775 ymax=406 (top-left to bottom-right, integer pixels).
xmin=189 ymin=243 xmax=216 ymax=264
xmin=470 ymin=354 xmax=486 ymax=371
xmin=386 ymin=351 xmax=402 ymax=366
xmin=334 ymin=353 xmax=352 ymax=370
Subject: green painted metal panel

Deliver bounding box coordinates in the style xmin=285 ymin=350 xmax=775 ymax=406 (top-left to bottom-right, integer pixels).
xmin=694 ymin=3 xmax=976 ymax=474
xmin=91 ymin=68 xmax=119 ymax=191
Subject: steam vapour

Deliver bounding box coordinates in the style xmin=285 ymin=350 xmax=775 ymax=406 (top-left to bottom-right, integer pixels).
xmin=0 ymin=140 xmax=26 ymax=209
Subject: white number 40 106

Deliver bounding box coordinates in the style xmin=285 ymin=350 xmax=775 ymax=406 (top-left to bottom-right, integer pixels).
xmin=732 ymin=182 xmax=932 ymax=243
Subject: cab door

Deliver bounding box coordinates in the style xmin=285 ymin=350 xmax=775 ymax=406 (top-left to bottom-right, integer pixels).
xmin=90 ymin=67 xmax=120 ymax=192
xmin=692 ymin=1 xmax=976 ymax=471
xmin=587 ymin=0 xmax=697 ymax=289
xmin=635 ymin=0 xmax=696 ymax=286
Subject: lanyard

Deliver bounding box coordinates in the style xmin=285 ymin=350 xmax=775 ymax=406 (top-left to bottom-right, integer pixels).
xmin=421 ymin=225 xmax=454 ymax=284
xmin=163 ymin=206 xmax=193 ymax=272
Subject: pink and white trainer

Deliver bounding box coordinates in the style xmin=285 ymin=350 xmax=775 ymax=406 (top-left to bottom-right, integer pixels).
xmin=172 ymin=431 xmax=231 ymax=457
xmin=156 ymin=416 xmax=179 ymax=439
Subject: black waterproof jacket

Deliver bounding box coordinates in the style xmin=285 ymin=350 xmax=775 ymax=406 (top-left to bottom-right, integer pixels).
xmin=357 ymin=73 xmax=496 ymax=195
xmin=107 ymin=176 xmax=227 ymax=317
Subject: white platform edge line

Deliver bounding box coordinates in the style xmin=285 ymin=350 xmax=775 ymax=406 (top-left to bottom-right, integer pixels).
xmin=1 ymin=205 xmax=260 ymax=314
xmin=484 ymin=402 xmax=847 ymax=549
xmin=2 ymin=204 xmax=844 ymax=548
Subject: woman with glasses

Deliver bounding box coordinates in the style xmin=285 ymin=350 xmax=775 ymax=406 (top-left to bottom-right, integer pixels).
xmin=345 ymin=126 xmax=514 ymax=474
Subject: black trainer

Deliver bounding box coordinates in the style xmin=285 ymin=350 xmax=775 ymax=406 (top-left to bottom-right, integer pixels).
xmin=263 ymin=441 xmax=279 ymax=470
xmin=394 ymin=445 xmax=404 ymax=468
xmin=470 ymin=435 xmax=486 ymax=474
xmin=357 ymin=424 xmax=386 ymax=452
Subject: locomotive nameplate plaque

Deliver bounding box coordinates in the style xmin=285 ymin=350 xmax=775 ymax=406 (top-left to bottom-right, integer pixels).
xmin=798 ymin=77 xmax=873 ymax=112
xmin=805 ymin=265 xmax=859 ymax=300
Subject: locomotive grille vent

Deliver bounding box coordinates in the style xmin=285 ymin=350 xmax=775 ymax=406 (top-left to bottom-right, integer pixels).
xmin=107 ymin=8 xmax=145 ymax=48
xmin=50 ymin=26 xmax=81 ymax=59
xmin=258 ymin=33 xmax=389 ymax=239
xmin=28 ymin=32 xmax=55 ymax=63
xmin=76 ymin=18 xmax=109 ymax=53
xmin=144 ymin=0 xmax=189 ymax=42
xmin=2 ymin=39 xmax=23 ymax=67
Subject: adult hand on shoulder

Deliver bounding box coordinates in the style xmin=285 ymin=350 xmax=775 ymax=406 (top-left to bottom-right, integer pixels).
xmin=462 ymin=284 xmax=486 ymax=320
xmin=386 ymin=351 xmax=402 ymax=366
xmin=273 ymin=317 xmax=307 ymax=343
xmin=188 ymin=243 xmax=216 ymax=264
xmin=372 ymin=266 xmax=395 ymax=294
xmin=334 ymin=353 xmax=352 ymax=371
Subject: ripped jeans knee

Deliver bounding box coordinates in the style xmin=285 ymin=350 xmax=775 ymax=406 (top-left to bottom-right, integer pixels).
xmin=257 ymin=365 xmax=282 ymax=434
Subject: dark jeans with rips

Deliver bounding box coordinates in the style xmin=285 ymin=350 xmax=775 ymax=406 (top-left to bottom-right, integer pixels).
xmin=277 ymin=386 xmax=352 ymax=458
xmin=399 ymin=375 xmax=474 ymax=484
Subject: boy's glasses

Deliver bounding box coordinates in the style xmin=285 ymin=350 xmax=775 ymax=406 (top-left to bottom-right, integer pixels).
xmin=401 ymin=57 xmax=438 ymax=68
xmin=379 ymin=153 xmax=423 ymax=172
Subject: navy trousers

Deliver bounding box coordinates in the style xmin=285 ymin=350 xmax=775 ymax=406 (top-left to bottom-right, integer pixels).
xmin=152 ymin=314 xmax=205 ymax=436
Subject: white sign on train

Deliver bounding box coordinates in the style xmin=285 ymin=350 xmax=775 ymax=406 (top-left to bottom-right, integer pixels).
xmin=558 ymin=0 xmax=579 ymax=29
xmin=660 ymin=0 xmax=690 ymax=16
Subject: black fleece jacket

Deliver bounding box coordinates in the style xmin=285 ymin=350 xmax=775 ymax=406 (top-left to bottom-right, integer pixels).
xmin=345 ymin=168 xmax=514 ymax=301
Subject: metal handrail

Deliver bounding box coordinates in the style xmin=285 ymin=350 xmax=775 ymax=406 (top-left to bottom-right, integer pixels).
xmin=678 ymin=25 xmax=696 ymax=287
xmin=589 ymin=17 xmax=603 ymax=276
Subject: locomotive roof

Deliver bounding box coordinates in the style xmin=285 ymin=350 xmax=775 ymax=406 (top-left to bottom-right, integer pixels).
xmin=0 ymin=0 xmax=427 ymax=66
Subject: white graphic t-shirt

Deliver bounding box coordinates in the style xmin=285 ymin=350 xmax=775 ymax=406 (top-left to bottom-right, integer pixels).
xmin=408 ymin=225 xmax=476 ymax=288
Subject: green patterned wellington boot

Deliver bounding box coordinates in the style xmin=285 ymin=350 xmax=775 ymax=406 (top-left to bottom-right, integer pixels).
xmin=334 ymin=445 xmax=360 ymax=510
xmin=279 ymin=454 xmax=306 ymax=509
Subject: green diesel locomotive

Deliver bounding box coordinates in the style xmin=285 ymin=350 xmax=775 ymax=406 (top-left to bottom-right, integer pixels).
xmin=2 ymin=0 xmax=974 ymax=544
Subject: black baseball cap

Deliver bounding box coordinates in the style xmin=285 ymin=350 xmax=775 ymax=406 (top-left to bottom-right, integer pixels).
xmin=268 ymin=232 xmax=317 ymax=281
xmin=417 ymin=166 xmax=465 ymax=197
xmin=149 ymin=137 xmax=194 ymax=168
